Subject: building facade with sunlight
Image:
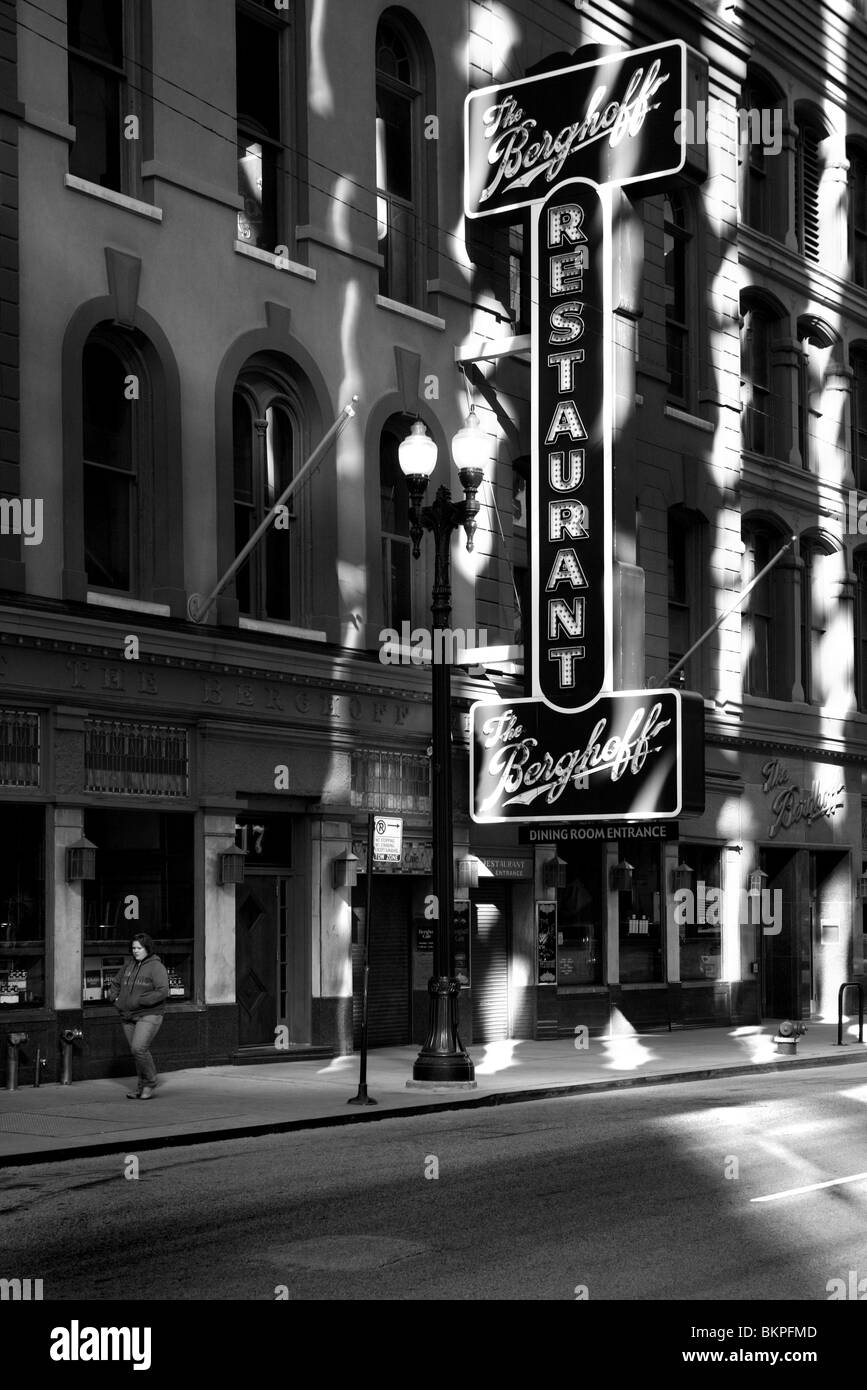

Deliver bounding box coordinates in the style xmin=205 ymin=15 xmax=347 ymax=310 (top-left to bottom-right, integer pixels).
xmin=0 ymin=0 xmax=865 ymax=1080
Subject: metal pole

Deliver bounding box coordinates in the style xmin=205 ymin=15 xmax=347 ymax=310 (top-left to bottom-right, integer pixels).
xmin=188 ymin=396 xmax=359 ymax=624
xmin=348 ymin=814 xmax=377 ymax=1105
xmin=661 ymin=535 xmax=795 ymax=686
xmin=411 ymin=488 xmax=474 ymax=1083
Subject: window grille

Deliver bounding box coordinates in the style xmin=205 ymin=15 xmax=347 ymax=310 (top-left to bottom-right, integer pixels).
xmin=85 ymin=720 xmax=189 ymax=797
xmin=351 ymin=750 xmax=431 ymax=813
xmin=0 ymin=710 xmax=40 ymax=787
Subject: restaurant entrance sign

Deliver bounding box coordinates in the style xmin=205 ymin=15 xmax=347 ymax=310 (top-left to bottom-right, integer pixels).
xmin=465 ymin=41 xmax=706 ymax=823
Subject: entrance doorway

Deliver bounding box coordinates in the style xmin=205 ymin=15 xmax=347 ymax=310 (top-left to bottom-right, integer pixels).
xmin=235 ymin=876 xmax=289 ymax=1047
xmin=759 ymin=847 xmax=799 ymax=1019
xmin=351 ymin=877 xmax=412 ymax=1047
xmin=471 ymin=883 xmax=510 ymax=1042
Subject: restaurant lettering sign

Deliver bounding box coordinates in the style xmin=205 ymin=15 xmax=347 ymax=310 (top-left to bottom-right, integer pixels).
xmin=465 ymin=42 xmax=706 ymax=824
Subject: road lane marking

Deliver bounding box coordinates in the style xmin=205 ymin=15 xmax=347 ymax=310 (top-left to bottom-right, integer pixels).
xmin=751 ymin=1171 xmax=867 ymax=1203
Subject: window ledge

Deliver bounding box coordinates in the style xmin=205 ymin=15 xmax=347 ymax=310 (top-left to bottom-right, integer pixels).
xmin=375 ymin=295 xmax=445 ymax=331
xmin=64 ymin=174 xmax=164 ymax=222
xmin=664 ymin=404 xmax=714 ymax=433
xmin=87 ymin=591 xmax=171 ymax=616
xmin=233 ymin=240 xmax=316 ymax=281
xmin=239 ymin=617 xmax=327 ymax=641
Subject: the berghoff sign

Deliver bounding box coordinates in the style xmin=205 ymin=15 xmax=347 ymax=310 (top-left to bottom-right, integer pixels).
xmin=464 ymin=41 xmax=688 ymax=218
xmin=465 ymin=40 xmax=706 ymax=825
xmin=471 ymin=692 xmax=704 ymax=823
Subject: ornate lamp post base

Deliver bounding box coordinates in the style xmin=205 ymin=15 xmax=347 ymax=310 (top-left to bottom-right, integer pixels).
xmin=409 ymin=977 xmax=476 ymax=1085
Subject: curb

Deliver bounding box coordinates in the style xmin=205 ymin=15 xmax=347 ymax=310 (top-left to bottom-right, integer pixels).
xmin=2 ymin=1046 xmax=866 ymax=1168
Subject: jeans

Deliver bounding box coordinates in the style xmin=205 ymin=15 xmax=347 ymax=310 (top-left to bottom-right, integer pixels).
xmin=121 ymin=1015 xmax=163 ymax=1086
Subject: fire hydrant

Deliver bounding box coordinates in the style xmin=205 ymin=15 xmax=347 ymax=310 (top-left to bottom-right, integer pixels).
xmin=5 ymin=1032 xmax=27 ymax=1090
xmin=60 ymin=1028 xmax=83 ymax=1085
xmin=773 ymin=1020 xmax=807 ymax=1055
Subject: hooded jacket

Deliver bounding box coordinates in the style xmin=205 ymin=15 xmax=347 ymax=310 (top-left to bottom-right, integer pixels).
xmin=110 ymin=953 xmax=170 ymax=1021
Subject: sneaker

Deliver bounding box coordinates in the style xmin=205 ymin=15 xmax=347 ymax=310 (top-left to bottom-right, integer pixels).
xmin=139 ymin=1085 xmax=156 ymax=1100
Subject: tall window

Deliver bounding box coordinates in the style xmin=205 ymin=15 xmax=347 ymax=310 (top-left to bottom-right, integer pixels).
xmin=677 ymin=846 xmax=722 ymax=983
xmin=232 ymin=380 xmax=299 ymax=622
xmin=741 ymin=303 xmax=773 ymax=456
xmin=852 ymin=348 xmax=867 ymax=492
xmin=380 ymin=421 xmax=413 ymax=630
xmin=742 ymin=524 xmax=785 ymax=699
xmin=855 ymin=551 xmax=867 ymax=712
xmin=849 ymin=142 xmax=867 ymax=290
xmin=800 ymin=541 xmax=836 ymax=705
xmin=796 ymin=110 xmax=825 ymax=263
xmin=740 ymin=73 xmax=784 ymax=240
xmin=68 ymin=0 xmax=138 ymax=193
xmin=668 ymin=511 xmax=690 ymax=684
xmin=82 ymin=331 xmax=150 ymax=595
xmin=797 ymin=320 xmax=834 ymax=472
xmin=663 ymin=194 xmax=690 ymax=403
xmin=236 ymin=0 xmax=291 ymax=252
xmin=509 ymin=221 xmax=531 ymax=334
xmin=376 ymin=15 xmax=428 ymax=306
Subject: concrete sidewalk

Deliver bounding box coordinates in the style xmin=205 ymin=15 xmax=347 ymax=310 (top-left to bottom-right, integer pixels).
xmin=2 ymin=1020 xmax=867 ymax=1165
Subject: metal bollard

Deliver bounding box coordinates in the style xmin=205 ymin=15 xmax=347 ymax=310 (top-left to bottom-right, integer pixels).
xmin=60 ymin=1028 xmax=82 ymax=1085
xmin=5 ymin=1032 xmax=27 ymax=1090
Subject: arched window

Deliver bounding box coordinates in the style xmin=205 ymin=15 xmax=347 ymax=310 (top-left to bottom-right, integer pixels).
xmin=82 ymin=329 xmax=151 ymax=595
xmin=380 ymin=418 xmax=413 ymax=629
xmin=375 ymin=12 xmax=433 ymax=307
xmin=848 ymin=141 xmax=867 ymax=290
xmin=800 ymin=539 xmax=837 ymax=704
xmin=663 ymin=194 xmax=691 ymax=404
xmin=740 ymin=302 xmax=774 ymax=456
xmin=742 ymin=522 xmax=787 ymax=699
xmin=232 ymin=369 xmax=301 ymax=621
xmin=68 ymin=0 xmax=143 ymax=195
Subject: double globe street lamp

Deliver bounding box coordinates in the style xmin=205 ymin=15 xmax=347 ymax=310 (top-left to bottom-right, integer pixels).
xmin=397 ymin=406 xmax=489 ymax=1084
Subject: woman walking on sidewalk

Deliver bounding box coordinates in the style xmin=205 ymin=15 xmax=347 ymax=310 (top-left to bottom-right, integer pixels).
xmin=109 ymin=933 xmax=169 ymax=1100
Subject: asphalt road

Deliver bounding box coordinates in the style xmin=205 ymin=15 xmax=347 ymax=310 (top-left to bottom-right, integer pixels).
xmin=4 ymin=1064 xmax=867 ymax=1302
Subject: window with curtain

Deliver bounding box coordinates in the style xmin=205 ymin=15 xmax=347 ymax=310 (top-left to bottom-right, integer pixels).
xmin=68 ymin=0 xmax=140 ymax=194
xmin=797 ymin=321 xmax=834 ymax=471
xmin=376 ymin=15 xmax=427 ymax=306
xmin=232 ymin=376 xmax=300 ymax=622
xmin=236 ymin=0 xmax=294 ymax=253
xmin=667 ymin=511 xmax=691 ymax=684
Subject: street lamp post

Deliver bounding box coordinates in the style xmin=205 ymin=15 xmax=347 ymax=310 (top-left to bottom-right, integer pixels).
xmin=398 ymin=410 xmax=487 ymax=1084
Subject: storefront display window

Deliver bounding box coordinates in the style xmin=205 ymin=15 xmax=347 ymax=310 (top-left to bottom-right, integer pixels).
xmin=82 ymin=811 xmax=194 ymax=1005
xmin=617 ymin=839 xmax=664 ymax=983
xmin=677 ymin=845 xmax=722 ymax=981
xmin=0 ymin=805 xmax=45 ymax=1009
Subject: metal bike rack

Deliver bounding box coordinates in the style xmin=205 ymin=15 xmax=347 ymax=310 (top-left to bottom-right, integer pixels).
xmin=836 ymin=982 xmax=865 ymax=1047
